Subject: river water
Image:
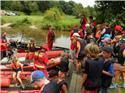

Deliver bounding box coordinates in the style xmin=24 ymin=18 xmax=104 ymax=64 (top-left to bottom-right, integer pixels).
xmin=6 ymin=30 xmax=70 ymax=49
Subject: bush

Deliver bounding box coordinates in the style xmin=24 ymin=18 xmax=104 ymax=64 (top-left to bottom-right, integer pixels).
xmin=12 ymin=17 xmax=31 ymax=27
xmin=43 ymin=7 xmax=63 ymax=21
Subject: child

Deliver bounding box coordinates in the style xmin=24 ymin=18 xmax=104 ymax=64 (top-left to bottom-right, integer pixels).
xmin=101 ymin=46 xmax=114 ymax=93
xmin=11 ymin=56 xmax=25 ymax=89
xmin=81 ymin=43 xmax=103 ymax=93
xmin=58 ymin=70 xmax=68 ymax=93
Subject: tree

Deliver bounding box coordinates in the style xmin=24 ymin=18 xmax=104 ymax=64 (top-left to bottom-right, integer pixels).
xmin=95 ymin=1 xmax=125 ymax=23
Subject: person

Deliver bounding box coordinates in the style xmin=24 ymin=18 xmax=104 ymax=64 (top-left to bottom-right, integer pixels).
xmin=0 ymin=41 xmax=8 ymax=59
xmin=27 ymin=39 xmax=36 ymax=52
xmin=95 ymin=25 xmax=102 ymax=41
xmin=100 ymin=46 xmax=114 ymax=93
xmin=78 ymin=27 xmax=84 ymax=39
xmin=58 ymin=52 xmax=69 ymax=74
xmin=33 ymin=48 xmax=56 ymax=77
xmin=31 ymin=70 xmax=60 ymax=93
xmin=80 ymin=15 xmax=87 ymax=31
xmin=47 ymin=26 xmax=55 ymax=50
xmin=1 ymin=32 xmax=7 ymax=43
xmin=11 ymin=56 xmax=25 ymax=89
xmin=81 ymin=43 xmax=103 ymax=93
xmin=70 ymin=25 xmax=79 ymax=38
xmin=58 ymin=70 xmax=68 ymax=93
xmin=73 ymin=33 xmax=86 ymax=72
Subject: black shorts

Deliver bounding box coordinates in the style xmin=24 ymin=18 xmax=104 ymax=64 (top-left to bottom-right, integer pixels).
xmin=13 ymin=68 xmax=22 ymax=73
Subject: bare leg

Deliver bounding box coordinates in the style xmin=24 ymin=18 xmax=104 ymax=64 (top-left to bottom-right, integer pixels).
xmin=16 ymin=71 xmax=25 ymax=89
xmin=13 ymin=72 xmax=17 ymax=84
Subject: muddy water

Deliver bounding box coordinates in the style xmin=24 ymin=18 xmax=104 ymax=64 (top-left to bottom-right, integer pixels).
xmin=6 ymin=30 xmax=70 ymax=49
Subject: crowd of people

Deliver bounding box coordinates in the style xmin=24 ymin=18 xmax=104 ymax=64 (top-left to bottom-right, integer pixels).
xmin=68 ymin=15 xmax=125 ymax=93
xmin=1 ymin=15 xmax=125 ymax=93
xmin=29 ymin=16 xmax=125 ymax=93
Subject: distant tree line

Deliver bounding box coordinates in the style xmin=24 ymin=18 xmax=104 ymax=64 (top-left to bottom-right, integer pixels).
xmin=1 ymin=1 xmax=125 ymax=25
xmin=1 ymin=1 xmax=85 ymax=16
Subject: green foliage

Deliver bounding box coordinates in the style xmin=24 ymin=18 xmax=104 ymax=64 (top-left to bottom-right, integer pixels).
xmin=1 ymin=1 xmax=87 ymax=17
xmin=12 ymin=17 xmax=31 ymax=27
xmin=43 ymin=7 xmax=62 ymax=21
xmin=2 ymin=15 xmax=80 ymax=31
xmin=95 ymin=1 xmax=125 ymax=23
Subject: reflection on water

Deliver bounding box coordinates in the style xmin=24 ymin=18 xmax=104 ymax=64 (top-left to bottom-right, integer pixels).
xmin=54 ymin=35 xmax=70 ymax=49
xmin=6 ymin=30 xmax=70 ymax=49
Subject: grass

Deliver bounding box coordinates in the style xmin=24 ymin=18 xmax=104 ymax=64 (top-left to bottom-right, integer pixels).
xmin=1 ymin=15 xmax=80 ymax=30
xmin=1 ymin=16 xmax=43 ymax=25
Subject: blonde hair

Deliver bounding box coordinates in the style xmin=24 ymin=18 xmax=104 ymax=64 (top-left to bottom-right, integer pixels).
xmin=84 ymin=43 xmax=100 ymax=58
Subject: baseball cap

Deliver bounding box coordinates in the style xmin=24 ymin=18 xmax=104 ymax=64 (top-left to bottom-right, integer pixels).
xmin=115 ymin=25 xmax=122 ymax=31
xmin=31 ymin=70 xmax=45 ymax=83
xmin=73 ymin=33 xmax=80 ymax=37
xmin=102 ymin=46 xmax=113 ymax=53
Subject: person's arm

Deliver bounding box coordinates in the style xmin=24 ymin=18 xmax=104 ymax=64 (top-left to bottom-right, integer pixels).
xmin=61 ymin=84 xmax=68 ymax=93
xmin=81 ymin=61 xmax=88 ymax=87
xmin=81 ymin=73 xmax=87 ymax=87
xmin=76 ymin=41 xmax=80 ymax=58
xmin=102 ymin=64 xmax=114 ymax=77
xmin=34 ymin=64 xmax=45 ymax=69
xmin=19 ymin=62 xmax=23 ymax=71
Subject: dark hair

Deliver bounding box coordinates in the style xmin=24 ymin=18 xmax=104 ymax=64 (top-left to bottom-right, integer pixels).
xmin=48 ymin=70 xmax=59 ymax=78
xmin=89 ymin=16 xmax=93 ymax=19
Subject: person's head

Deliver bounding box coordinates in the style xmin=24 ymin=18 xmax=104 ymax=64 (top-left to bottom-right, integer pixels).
xmin=2 ymin=32 xmax=7 ymax=36
xmin=84 ymin=43 xmax=100 ymax=59
xmin=30 ymin=39 xmax=35 ymax=43
xmin=74 ymin=24 xmax=78 ymax=29
xmin=48 ymin=25 xmax=52 ymax=30
xmin=105 ymin=23 xmax=109 ymax=28
xmin=96 ymin=24 xmax=101 ymax=31
xmin=89 ymin=16 xmax=93 ymax=20
xmin=115 ymin=35 xmax=122 ymax=42
xmin=73 ymin=33 xmax=80 ymax=40
xmin=58 ymin=70 xmax=65 ymax=78
xmin=48 ymin=69 xmax=59 ymax=79
xmin=31 ymin=70 xmax=46 ymax=88
xmin=102 ymin=46 xmax=113 ymax=59
xmin=12 ymin=56 xmax=18 ymax=63
xmin=79 ymin=27 xmax=83 ymax=32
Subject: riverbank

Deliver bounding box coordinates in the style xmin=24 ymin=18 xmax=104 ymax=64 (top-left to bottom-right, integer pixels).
xmin=1 ymin=15 xmax=80 ymax=31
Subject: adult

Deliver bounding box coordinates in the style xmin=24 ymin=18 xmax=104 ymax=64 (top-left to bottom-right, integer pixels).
xmin=89 ymin=16 xmax=97 ymax=37
xmin=47 ymin=26 xmax=55 ymax=50
xmin=1 ymin=32 xmax=7 ymax=43
xmin=33 ymin=49 xmax=56 ymax=77
xmin=78 ymin=27 xmax=85 ymax=39
xmin=31 ymin=70 xmax=60 ymax=93
xmin=70 ymin=25 xmax=79 ymax=38
xmin=80 ymin=15 xmax=87 ymax=32
xmin=73 ymin=33 xmax=86 ymax=72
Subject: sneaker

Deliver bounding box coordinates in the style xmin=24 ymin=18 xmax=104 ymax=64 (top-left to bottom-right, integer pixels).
xmin=109 ymin=84 xmax=116 ymax=88
xmin=21 ymin=85 xmax=25 ymax=89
